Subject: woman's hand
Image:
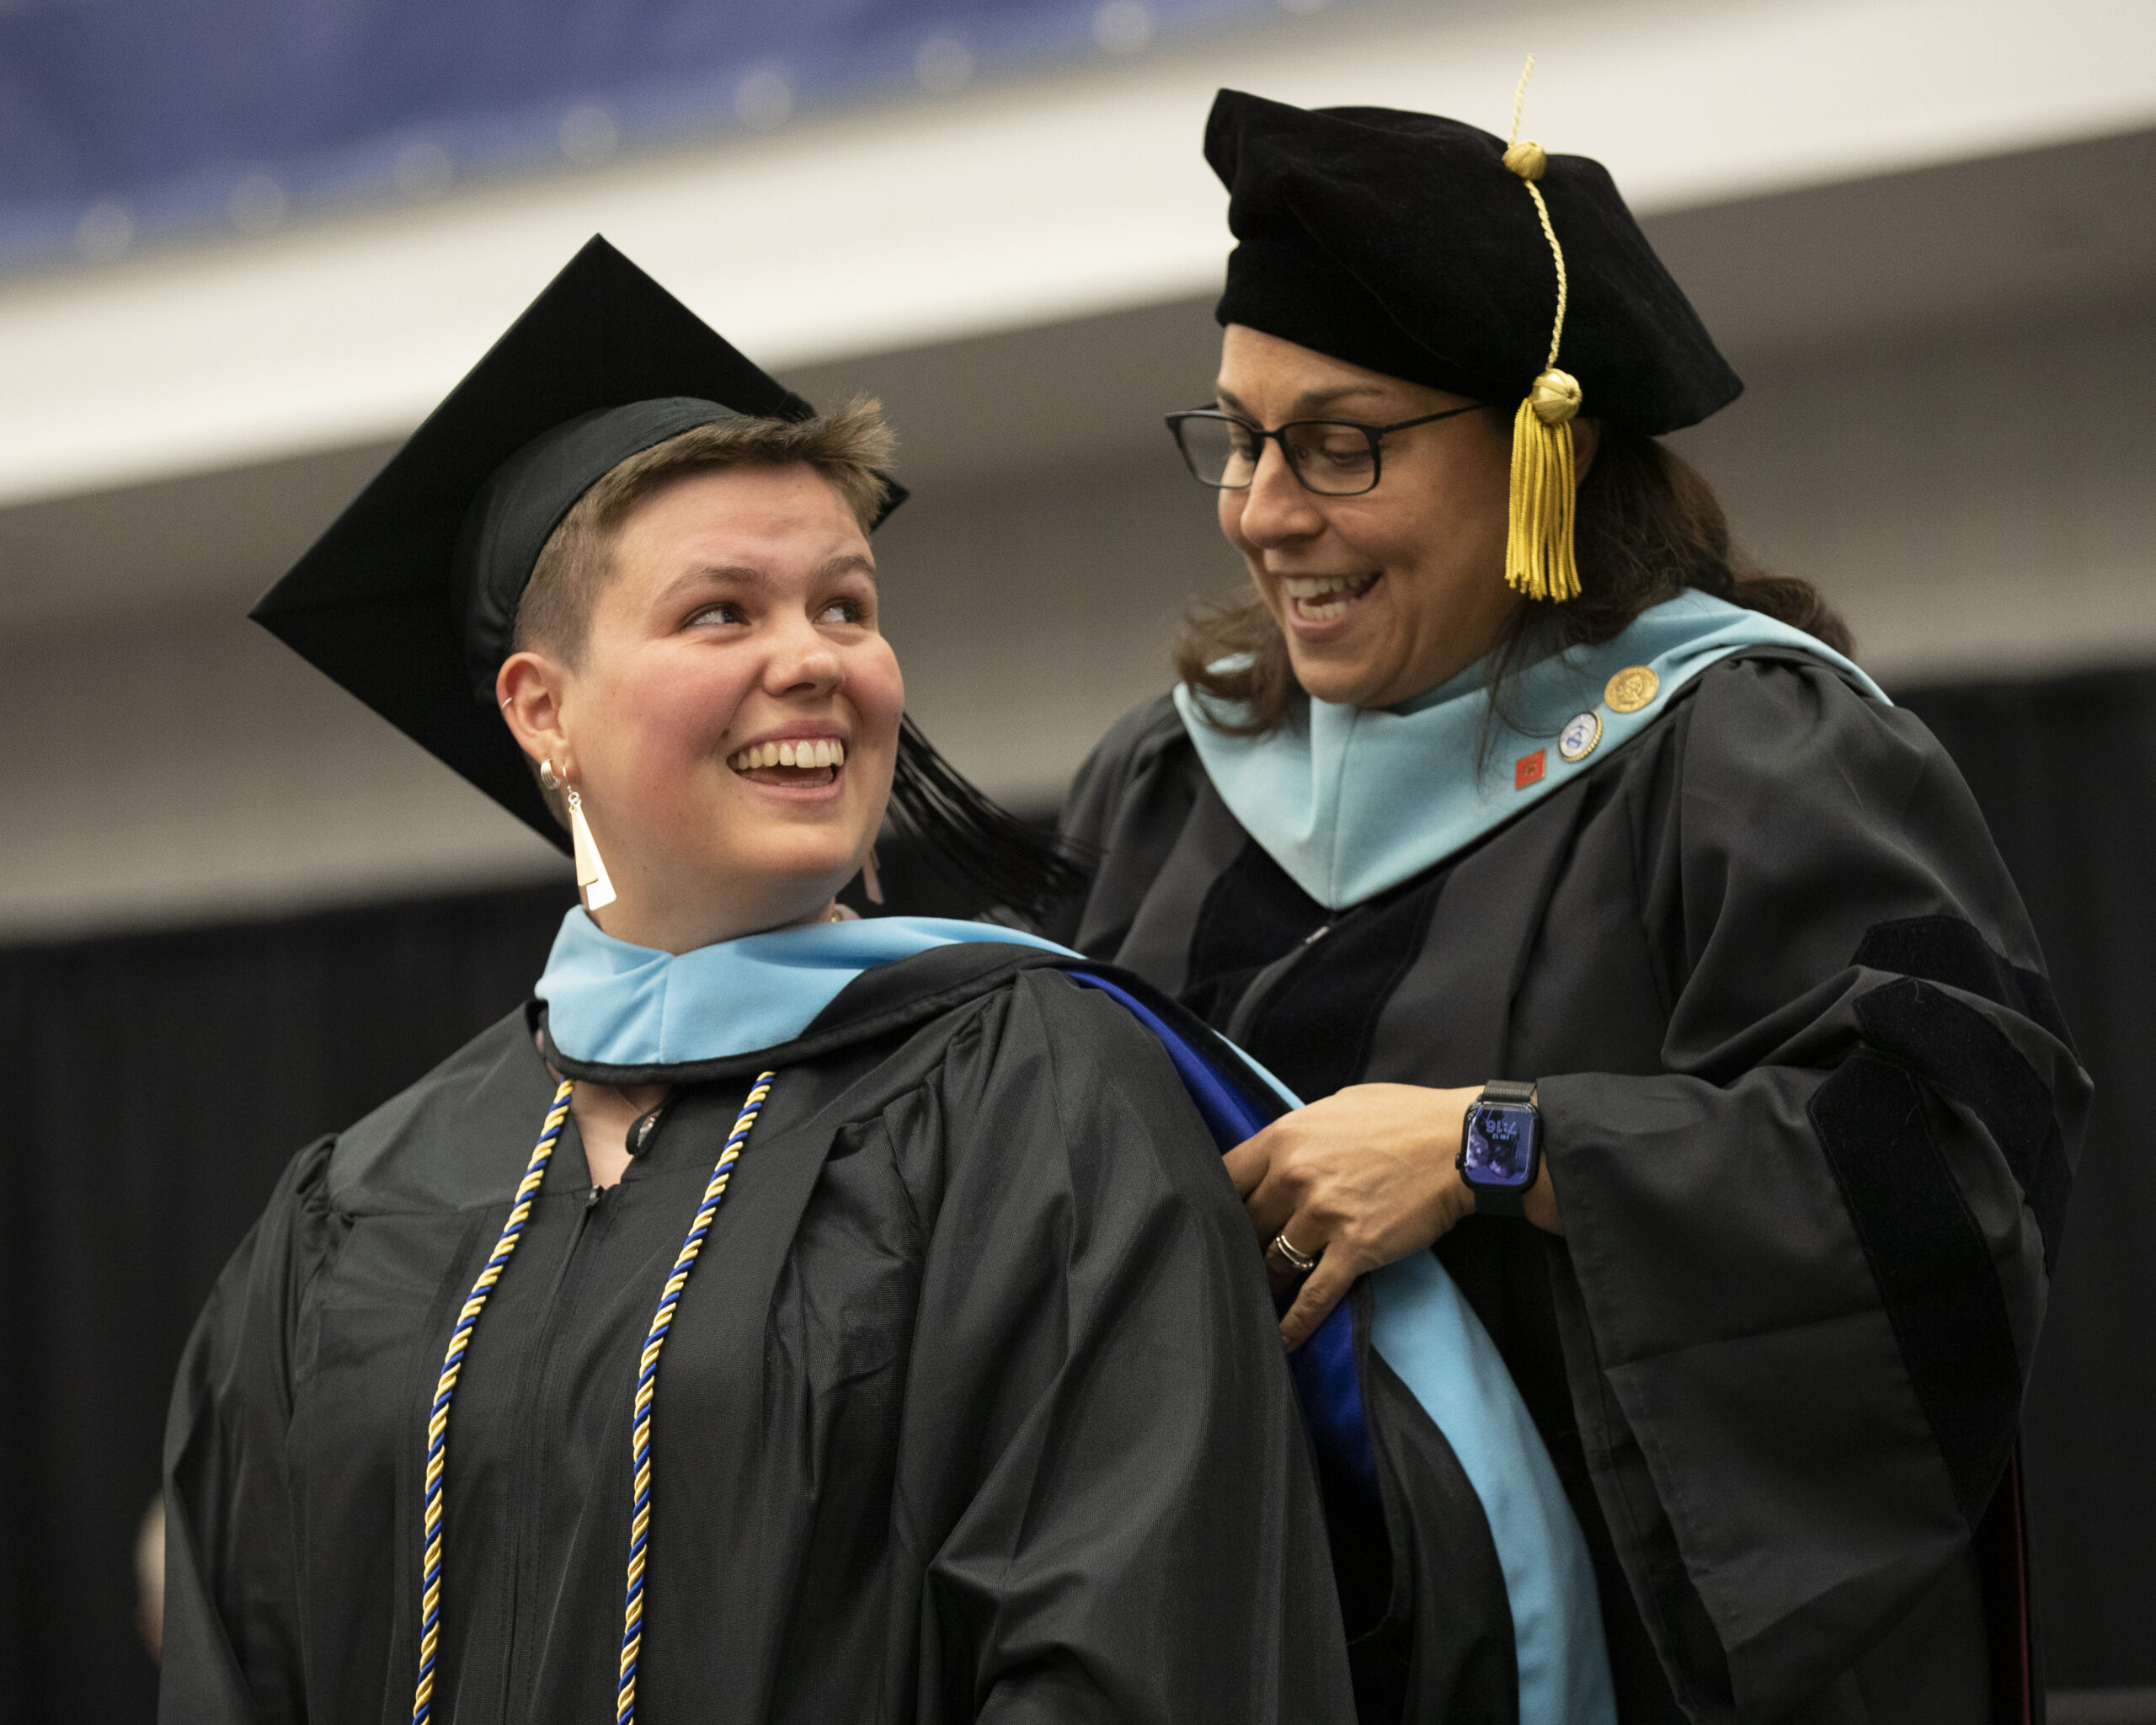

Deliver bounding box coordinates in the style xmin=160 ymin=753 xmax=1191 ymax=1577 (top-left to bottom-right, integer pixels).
xmin=1225 ymin=1082 xmax=1561 ymax=1347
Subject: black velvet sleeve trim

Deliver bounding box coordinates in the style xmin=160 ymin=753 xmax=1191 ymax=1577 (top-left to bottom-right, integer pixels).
xmin=1854 ymin=978 xmax=2072 ymax=1272
xmin=1853 ymin=915 xmax=2073 ymax=1055
xmin=1808 ymin=1052 xmax=2024 ymax=1525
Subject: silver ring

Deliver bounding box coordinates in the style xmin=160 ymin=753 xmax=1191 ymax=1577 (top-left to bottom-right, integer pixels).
xmin=1267 ymin=1230 xmax=1320 ymax=1274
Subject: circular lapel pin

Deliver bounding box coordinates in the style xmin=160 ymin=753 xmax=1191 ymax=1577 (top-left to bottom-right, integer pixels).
xmin=1604 ymin=665 xmax=1660 ymax=713
xmin=1558 ymin=710 xmax=1602 ymax=762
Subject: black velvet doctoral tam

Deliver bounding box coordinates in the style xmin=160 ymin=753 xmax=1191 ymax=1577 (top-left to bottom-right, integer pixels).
xmin=1205 ymin=88 xmax=1742 ymax=434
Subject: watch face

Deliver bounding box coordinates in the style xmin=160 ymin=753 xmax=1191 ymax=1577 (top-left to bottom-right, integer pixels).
xmin=1463 ymin=1103 xmax=1537 ymax=1189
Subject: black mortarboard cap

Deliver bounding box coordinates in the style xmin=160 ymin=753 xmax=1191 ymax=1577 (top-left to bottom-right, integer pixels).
xmin=252 ymin=235 xmax=905 ymax=851
xmin=253 ymin=237 xmax=1087 ymax=922
xmin=1206 ymin=89 xmax=1741 ymax=436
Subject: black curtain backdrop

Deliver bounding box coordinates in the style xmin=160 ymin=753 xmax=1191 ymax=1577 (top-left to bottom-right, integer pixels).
xmin=3 ymin=668 xmax=2152 ymax=1720
xmin=1897 ymin=667 xmax=2156 ymax=1692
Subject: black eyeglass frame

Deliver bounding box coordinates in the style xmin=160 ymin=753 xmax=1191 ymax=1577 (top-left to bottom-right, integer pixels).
xmin=1163 ymin=403 xmax=1485 ymax=496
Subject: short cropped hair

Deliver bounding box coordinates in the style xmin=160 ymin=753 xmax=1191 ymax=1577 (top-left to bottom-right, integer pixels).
xmin=512 ymin=394 xmax=896 ymax=665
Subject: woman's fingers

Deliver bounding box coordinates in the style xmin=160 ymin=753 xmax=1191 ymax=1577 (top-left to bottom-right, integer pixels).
xmin=1230 ymin=1084 xmax=1486 ymax=1332
xmin=1244 ymin=1164 xmax=1310 ymax=1245
xmin=1221 ymin=1134 xmax=1270 ymax=1202
xmin=1278 ymin=1242 xmax=1364 ymax=1349
xmin=1230 ymin=1086 xmax=1486 ymax=1343
xmin=1226 ymin=1119 xmax=1315 ymax=1239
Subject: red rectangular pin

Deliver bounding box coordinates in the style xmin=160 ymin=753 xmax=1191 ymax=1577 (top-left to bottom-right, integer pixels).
xmin=1515 ymin=749 xmax=1547 ymax=790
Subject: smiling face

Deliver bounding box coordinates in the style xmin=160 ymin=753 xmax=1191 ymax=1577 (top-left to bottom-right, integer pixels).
xmin=1214 ymin=323 xmax=1536 ymax=709
xmin=498 ymin=462 xmax=903 ymax=953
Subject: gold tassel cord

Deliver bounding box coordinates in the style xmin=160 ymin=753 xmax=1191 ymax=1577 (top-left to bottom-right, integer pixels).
xmin=1500 ymin=55 xmax=1583 ymax=603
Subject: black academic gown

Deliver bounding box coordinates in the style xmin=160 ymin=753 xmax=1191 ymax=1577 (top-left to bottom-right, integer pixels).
xmin=1050 ymin=653 xmax=2091 ymax=1725
xmin=160 ymin=945 xmax=1355 ymax=1725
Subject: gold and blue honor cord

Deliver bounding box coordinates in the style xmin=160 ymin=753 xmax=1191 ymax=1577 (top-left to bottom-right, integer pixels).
xmin=408 ymin=1071 xmax=777 ymax=1725
xmin=412 ymin=1076 xmax=574 ymax=1725
xmin=616 ymin=1070 xmax=773 ymax=1725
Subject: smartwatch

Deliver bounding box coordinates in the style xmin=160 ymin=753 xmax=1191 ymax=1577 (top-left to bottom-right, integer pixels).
xmin=1456 ymin=1080 xmax=1542 ymax=1218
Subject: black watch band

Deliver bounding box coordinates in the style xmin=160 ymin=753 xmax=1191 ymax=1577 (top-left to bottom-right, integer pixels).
xmin=1460 ymin=1079 xmax=1541 ymax=1218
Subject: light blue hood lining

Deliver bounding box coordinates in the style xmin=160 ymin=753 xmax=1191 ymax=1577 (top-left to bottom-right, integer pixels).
xmin=1177 ymin=590 xmax=1886 ymax=911
xmin=536 ymin=911 xmax=1074 ymax=1066
xmin=1370 ymin=1253 xmax=1617 ymax=1724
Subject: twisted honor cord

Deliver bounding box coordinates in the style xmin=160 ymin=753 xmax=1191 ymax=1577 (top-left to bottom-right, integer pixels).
xmin=616 ymin=1071 xmax=776 ymax=1725
xmin=408 ymin=1071 xmax=775 ymax=1723
xmin=412 ymin=1077 xmax=574 ymax=1725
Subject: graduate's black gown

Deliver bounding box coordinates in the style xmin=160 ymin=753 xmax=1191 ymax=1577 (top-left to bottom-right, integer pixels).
xmin=1050 ymin=653 xmax=2092 ymax=1725
xmin=160 ymin=948 xmax=1357 ymax=1724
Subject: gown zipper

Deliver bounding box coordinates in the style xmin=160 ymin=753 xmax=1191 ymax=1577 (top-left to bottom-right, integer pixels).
xmin=1228 ymin=906 xmax=1355 ymax=1044
xmin=1221 ymin=905 xmax=1354 ymax=1050
xmin=494 ymin=1179 xmax=614 ymax=1723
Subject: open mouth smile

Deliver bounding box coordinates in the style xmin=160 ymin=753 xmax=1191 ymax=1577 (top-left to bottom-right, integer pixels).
xmin=728 ymin=737 xmax=846 ymax=788
xmin=1282 ymin=573 xmax=1380 ymax=623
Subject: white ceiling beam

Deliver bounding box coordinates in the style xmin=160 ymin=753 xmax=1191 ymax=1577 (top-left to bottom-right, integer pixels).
xmin=2 ymin=0 xmax=2151 ymax=510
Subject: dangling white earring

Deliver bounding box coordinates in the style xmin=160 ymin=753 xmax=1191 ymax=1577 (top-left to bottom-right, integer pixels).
xmin=564 ymin=787 xmax=616 ymax=912
xmin=862 ymin=846 xmax=885 ymax=906
xmin=546 ymin=761 xmax=616 ymax=912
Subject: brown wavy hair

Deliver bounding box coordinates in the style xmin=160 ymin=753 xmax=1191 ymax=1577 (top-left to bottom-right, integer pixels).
xmin=1173 ymin=426 xmax=1853 ymax=736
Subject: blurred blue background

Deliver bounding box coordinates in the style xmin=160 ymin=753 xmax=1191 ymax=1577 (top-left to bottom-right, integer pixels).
xmin=0 ymin=0 xmax=1289 ymax=271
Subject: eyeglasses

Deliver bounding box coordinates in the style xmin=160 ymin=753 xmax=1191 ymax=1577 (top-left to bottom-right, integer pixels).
xmin=1163 ymin=403 xmax=1484 ymax=497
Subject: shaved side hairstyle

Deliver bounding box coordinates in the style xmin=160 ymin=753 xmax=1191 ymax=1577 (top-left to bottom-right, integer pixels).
xmin=510 ymin=395 xmax=895 ymax=824
xmin=514 ymin=394 xmax=897 ymax=665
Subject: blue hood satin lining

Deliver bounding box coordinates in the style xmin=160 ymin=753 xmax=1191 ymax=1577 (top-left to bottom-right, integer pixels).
xmin=1177 ymin=590 xmax=1886 ymax=911
xmin=536 ymin=911 xmax=1072 ymax=1067
xmin=1071 ymin=972 xmax=1614 ymax=1725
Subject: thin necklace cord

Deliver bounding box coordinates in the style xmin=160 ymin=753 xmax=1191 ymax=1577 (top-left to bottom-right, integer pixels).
xmin=408 ymin=1069 xmax=778 ymax=1725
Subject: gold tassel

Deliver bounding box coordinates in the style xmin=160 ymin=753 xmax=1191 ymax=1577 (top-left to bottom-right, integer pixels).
xmin=1500 ymin=57 xmax=1583 ymax=603
xmin=1507 ymin=369 xmax=1582 ymax=601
